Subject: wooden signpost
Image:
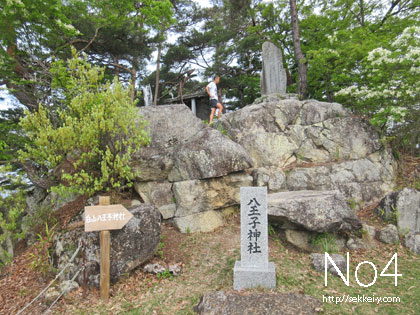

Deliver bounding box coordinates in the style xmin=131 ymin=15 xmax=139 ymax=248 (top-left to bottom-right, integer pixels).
xmin=84 ymin=196 xmax=133 ymax=300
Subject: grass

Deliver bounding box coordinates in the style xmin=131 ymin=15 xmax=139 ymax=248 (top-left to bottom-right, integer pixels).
xmin=50 ymin=216 xmax=420 ymax=315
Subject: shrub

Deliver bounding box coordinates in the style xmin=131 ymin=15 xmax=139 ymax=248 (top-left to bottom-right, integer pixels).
xmin=18 ymin=49 xmax=150 ymax=197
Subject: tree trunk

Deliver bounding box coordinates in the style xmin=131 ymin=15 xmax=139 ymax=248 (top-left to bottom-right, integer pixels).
xmin=154 ymin=40 xmax=162 ymax=106
xmin=130 ymin=68 xmax=136 ymax=103
xmin=113 ymin=56 xmax=120 ymax=77
xmin=359 ymin=0 xmax=365 ymax=26
xmin=289 ymin=0 xmax=308 ymax=99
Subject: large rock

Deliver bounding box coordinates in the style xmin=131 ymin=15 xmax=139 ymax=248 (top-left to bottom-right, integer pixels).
xmin=173 ymin=171 xmax=253 ymax=217
xmin=285 ymin=230 xmax=314 ymax=252
xmin=252 ymin=167 xmax=286 ymax=192
xmin=194 ymin=291 xmax=323 ymax=314
xmin=168 ymin=128 xmax=253 ymax=182
xmin=174 ymin=210 xmax=224 ymax=233
xmin=52 ymin=204 xmax=161 ymax=286
xmin=132 ymin=104 xmax=253 ymax=182
xmin=134 ymin=181 xmax=176 ymax=219
xmin=311 ymin=253 xmax=347 ymax=277
xmin=268 ymin=190 xmax=362 ymax=233
xmin=216 ymin=98 xmax=379 ymax=168
xmin=285 ymin=151 xmax=396 ymax=208
xmin=216 ymin=96 xmax=396 ymax=206
xmin=378 ymin=224 xmax=399 ymax=244
xmin=405 ymin=233 xmax=420 ymax=254
xmin=374 ymin=188 xmax=420 ymax=235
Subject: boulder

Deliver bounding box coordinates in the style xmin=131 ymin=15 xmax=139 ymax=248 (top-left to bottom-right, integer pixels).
xmin=252 ymin=167 xmax=286 ymax=192
xmin=132 ymin=104 xmax=253 ymax=182
xmin=216 ymin=98 xmax=381 ymax=168
xmin=215 ymin=97 xmax=396 ymax=206
xmin=268 ymin=190 xmax=362 ymax=233
xmin=174 ymin=210 xmax=224 ymax=233
xmin=168 ymin=128 xmax=253 ymax=182
xmin=194 ymin=291 xmax=323 ymax=315
xmin=44 ymin=287 xmax=60 ymax=305
xmin=374 ymin=188 xmax=420 ymax=235
xmin=172 ymin=171 xmax=253 ymax=217
xmin=378 ymin=224 xmax=399 ymax=244
xmin=346 ymin=237 xmax=371 ymax=250
xmin=405 ymin=233 xmax=420 ymax=254
xmin=285 ymin=230 xmax=314 ymax=252
xmin=285 ymin=230 xmax=346 ymax=253
xmin=52 ymin=204 xmax=161 ymax=286
xmin=285 ymin=151 xmax=395 ymax=208
xmin=134 ymin=181 xmax=176 ymax=219
xmin=362 ymin=223 xmax=376 ymax=239
xmin=311 ymin=253 xmax=347 ymax=277
xmin=131 ymin=199 xmax=141 ymax=206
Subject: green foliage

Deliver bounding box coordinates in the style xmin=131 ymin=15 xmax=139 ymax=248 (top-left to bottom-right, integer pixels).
xmin=18 ymin=50 xmax=150 ymax=197
xmin=347 ymin=197 xmax=357 ymax=210
xmin=23 ymin=204 xmax=57 ymax=238
xmin=311 ymin=232 xmax=337 ymax=253
xmin=156 ymin=269 xmax=173 ymax=280
xmin=335 ymin=25 xmax=420 ymax=153
xmin=0 ymin=164 xmax=27 ymax=266
xmin=268 ymin=224 xmax=275 ymax=236
xmin=29 ymin=223 xmax=57 ymax=277
xmin=0 ymin=107 xmax=28 ymax=162
xmin=211 ymin=123 xmax=228 ymax=136
xmin=156 ymin=240 xmax=165 ymax=259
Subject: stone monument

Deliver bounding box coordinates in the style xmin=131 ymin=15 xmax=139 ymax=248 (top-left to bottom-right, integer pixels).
xmin=261 ymin=41 xmax=287 ymax=95
xmin=233 ymin=186 xmax=276 ymax=290
xmin=142 ymin=84 xmax=153 ymax=106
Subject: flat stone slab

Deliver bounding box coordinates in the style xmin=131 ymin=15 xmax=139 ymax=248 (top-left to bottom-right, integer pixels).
xmin=233 ymin=261 xmax=276 ymax=290
xmin=194 ymin=290 xmax=323 ymax=314
xmin=268 ymin=190 xmax=362 ymax=233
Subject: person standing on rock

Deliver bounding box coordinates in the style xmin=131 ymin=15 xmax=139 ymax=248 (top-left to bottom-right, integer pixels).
xmin=206 ymin=75 xmax=224 ymax=124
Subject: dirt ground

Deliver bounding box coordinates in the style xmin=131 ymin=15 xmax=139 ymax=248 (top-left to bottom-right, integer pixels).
xmin=1 ymin=155 xmax=419 ymax=314
xmin=2 ymin=208 xmax=419 ymax=315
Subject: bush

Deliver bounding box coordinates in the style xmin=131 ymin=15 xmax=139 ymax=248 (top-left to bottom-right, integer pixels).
xmin=0 ymin=164 xmax=27 ymax=266
xmin=18 ymin=49 xmax=150 ymax=197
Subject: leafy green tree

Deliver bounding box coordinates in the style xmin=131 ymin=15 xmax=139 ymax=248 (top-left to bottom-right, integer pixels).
xmin=18 ymin=50 xmax=150 ymax=197
xmin=0 ymin=0 xmax=80 ymax=110
xmin=336 ymin=26 xmax=420 ymax=153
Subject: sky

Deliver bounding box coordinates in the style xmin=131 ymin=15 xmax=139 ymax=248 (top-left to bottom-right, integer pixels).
xmin=195 ymin=0 xmax=212 ymax=8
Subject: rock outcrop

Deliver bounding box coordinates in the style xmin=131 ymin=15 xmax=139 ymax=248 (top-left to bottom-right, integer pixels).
xmin=52 ymin=204 xmax=161 ymax=286
xmin=216 ymin=95 xmax=396 ymax=208
xmin=132 ymin=104 xmax=253 ymax=232
xmin=133 ymin=105 xmax=253 ymax=182
xmin=268 ymin=190 xmax=362 ymax=233
xmin=130 ymin=95 xmax=396 ymax=233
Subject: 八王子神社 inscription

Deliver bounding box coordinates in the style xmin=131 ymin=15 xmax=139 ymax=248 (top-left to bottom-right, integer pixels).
xmin=233 ymin=187 xmax=276 ymax=290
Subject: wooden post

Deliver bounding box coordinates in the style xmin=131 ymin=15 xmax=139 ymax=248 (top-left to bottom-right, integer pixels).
xmin=99 ymin=196 xmax=110 ymax=301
